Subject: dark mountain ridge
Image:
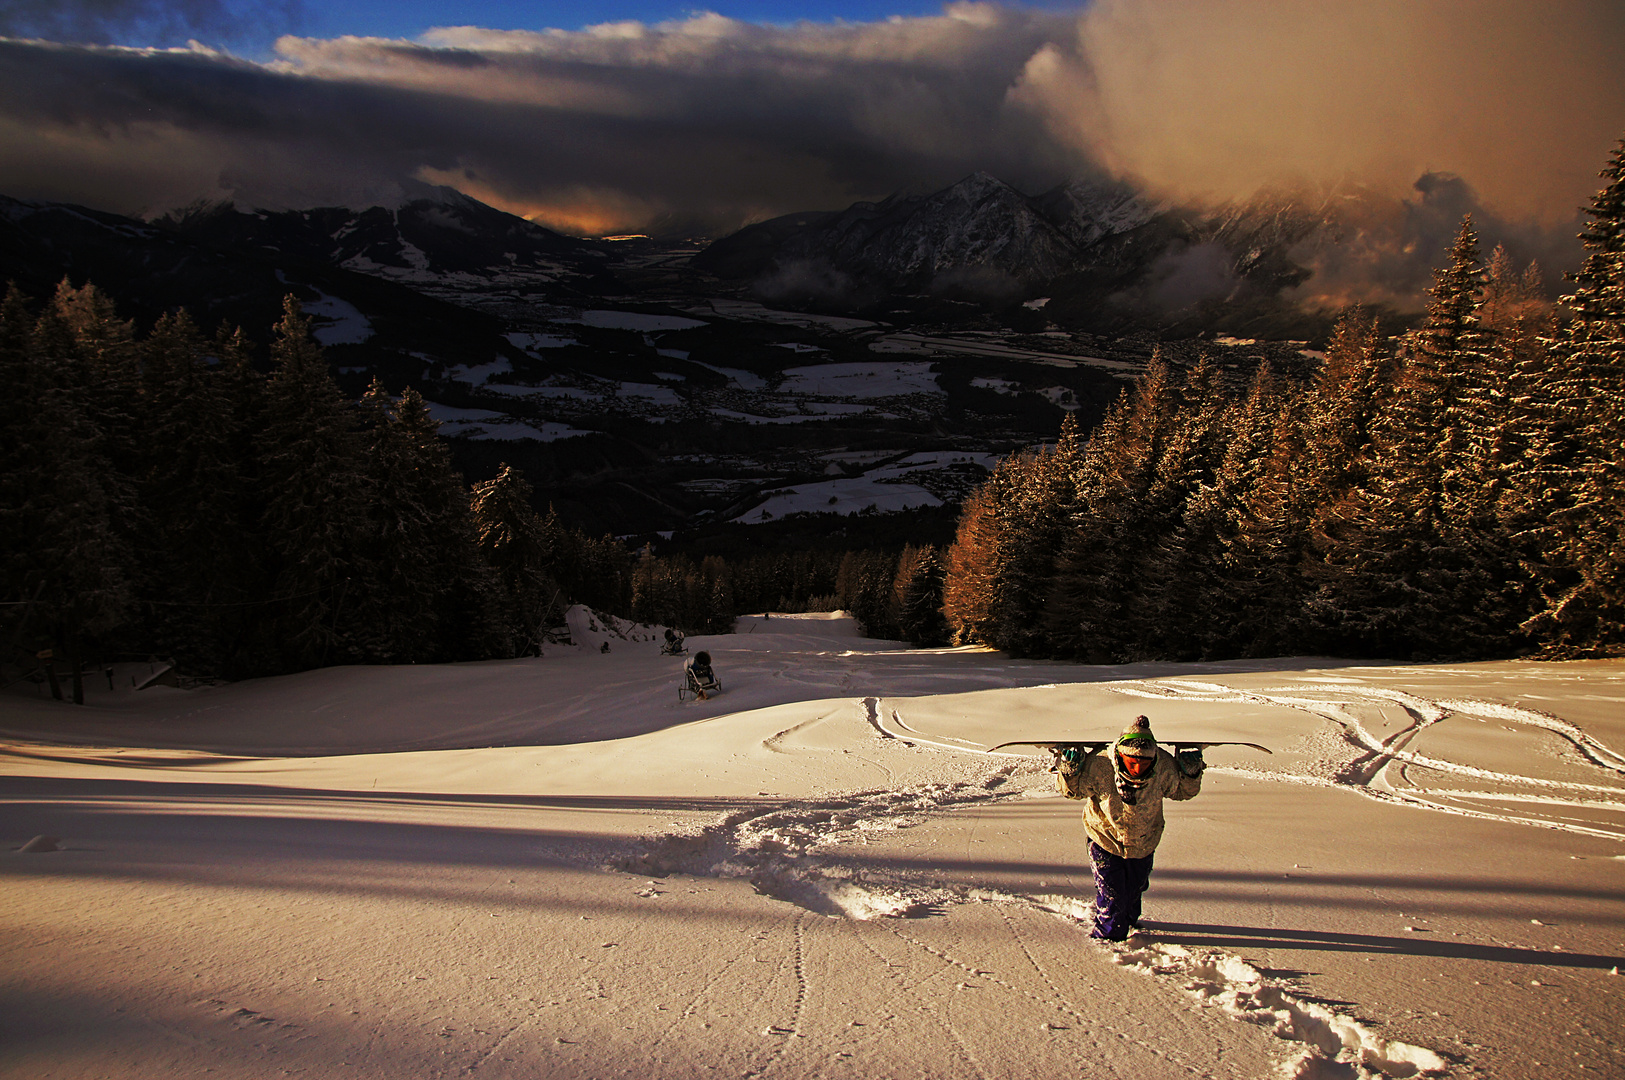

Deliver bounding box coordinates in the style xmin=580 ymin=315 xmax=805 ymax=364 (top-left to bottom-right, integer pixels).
xmin=689 ymin=172 xmax=1476 ymax=338
xmin=156 ymin=186 xmax=605 ymax=279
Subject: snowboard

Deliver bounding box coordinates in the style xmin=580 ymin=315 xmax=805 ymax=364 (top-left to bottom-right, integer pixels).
xmin=987 ymin=739 xmax=1271 ymax=755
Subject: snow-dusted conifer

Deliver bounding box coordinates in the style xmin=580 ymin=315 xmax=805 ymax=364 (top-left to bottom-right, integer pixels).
xmin=980 ymin=414 xmax=1080 ymax=656
xmin=255 ymin=296 xmax=371 ymax=670
xmin=836 ymin=549 xmax=900 ymax=639
xmin=1198 ymin=363 xmax=1312 ymax=657
xmin=471 ymin=463 xmax=558 ymax=654
xmin=1134 ymin=355 xmax=1233 ymax=658
xmin=942 ymin=475 xmax=1006 ymax=645
xmin=137 ymin=309 xmax=263 ymax=672
xmin=1041 ymin=355 xmax=1179 ymax=660
xmin=0 ymin=287 xmax=133 ymax=699
xmin=1522 ymin=135 xmax=1625 ymax=653
xmin=353 ymin=381 xmax=503 ymax=662
xmin=1317 ymin=219 xmax=1528 ymax=657
xmin=893 ymin=544 xmax=949 ymax=646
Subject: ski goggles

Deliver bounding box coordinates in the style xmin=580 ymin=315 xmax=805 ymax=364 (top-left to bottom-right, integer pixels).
xmin=1116 ymin=750 xmax=1156 ymax=779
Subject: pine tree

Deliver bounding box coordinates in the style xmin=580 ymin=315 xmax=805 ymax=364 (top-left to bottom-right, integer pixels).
xmin=0 ymin=286 xmax=134 ymax=699
xmin=836 ymin=549 xmax=900 ymax=638
xmin=1134 ymin=355 xmax=1233 ymax=659
xmin=701 ymin=555 xmax=735 ymax=634
xmin=137 ymin=309 xmax=261 ymax=672
xmin=1042 ymin=355 xmax=1182 ymax=661
xmin=471 ymin=463 xmax=558 ymax=654
xmin=255 ymin=296 xmax=371 ymax=670
xmin=943 ymin=471 xmax=1010 ymax=646
xmin=1301 ymin=309 xmax=1395 ymax=650
xmin=1192 ymin=363 xmax=1313 ymax=657
xmin=983 ymin=413 xmax=1083 ymax=656
xmin=893 ymin=544 xmax=949 ymax=646
xmin=1523 ymin=135 xmax=1625 ymax=653
xmin=1302 ymin=310 xmax=1392 ymax=510
xmin=1316 ymin=218 xmax=1528 ymax=657
xmin=352 ymin=381 xmax=503 ymax=662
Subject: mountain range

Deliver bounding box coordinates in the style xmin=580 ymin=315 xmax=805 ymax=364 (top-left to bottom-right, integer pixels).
xmin=692 ymin=171 xmax=1336 ymax=335
xmin=1 ymin=175 xmax=1380 ymax=542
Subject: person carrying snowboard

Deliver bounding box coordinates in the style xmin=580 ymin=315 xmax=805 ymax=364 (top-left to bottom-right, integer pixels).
xmin=1055 ymin=715 xmax=1204 ymax=941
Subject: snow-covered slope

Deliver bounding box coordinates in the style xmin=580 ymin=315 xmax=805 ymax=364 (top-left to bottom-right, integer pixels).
xmin=3 ymin=620 xmax=1621 ymax=1079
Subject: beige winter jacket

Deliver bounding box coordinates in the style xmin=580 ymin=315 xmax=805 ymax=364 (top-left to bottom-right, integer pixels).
xmin=1056 ymin=748 xmax=1202 ymax=859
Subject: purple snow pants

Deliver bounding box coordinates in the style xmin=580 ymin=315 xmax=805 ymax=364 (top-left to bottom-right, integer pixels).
xmin=1089 ymin=841 xmax=1154 ymax=941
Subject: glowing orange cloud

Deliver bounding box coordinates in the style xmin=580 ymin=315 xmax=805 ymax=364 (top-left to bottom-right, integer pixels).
xmin=1010 ymin=0 xmax=1625 ymax=223
xmin=415 ymin=168 xmax=657 ymax=237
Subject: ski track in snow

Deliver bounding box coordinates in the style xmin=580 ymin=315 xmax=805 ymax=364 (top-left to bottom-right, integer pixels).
xmin=1104 ymin=678 xmax=1625 ymax=841
xmin=602 ymin=687 xmax=1503 ymax=1077
xmin=606 ymin=766 xmax=1453 ymax=1078
xmin=595 ymin=671 xmax=1625 ymax=1078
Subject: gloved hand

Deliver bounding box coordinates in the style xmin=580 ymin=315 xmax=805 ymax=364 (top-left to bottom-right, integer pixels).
xmin=1054 ymin=745 xmax=1083 ymax=773
xmin=1176 ymin=748 xmax=1205 ymax=777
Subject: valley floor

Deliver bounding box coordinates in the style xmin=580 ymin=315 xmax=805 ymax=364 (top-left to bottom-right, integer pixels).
xmin=3 ymin=612 xmax=1622 ymax=1079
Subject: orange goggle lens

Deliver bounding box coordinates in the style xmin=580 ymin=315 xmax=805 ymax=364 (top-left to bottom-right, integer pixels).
xmin=1118 ymin=753 xmax=1155 ymax=778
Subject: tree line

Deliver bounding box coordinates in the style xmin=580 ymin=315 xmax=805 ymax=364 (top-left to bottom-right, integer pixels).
xmin=941 ymin=139 xmax=1625 ymax=662
xmin=0 ymin=289 xmax=638 ymax=696
xmin=625 ymin=543 xmax=947 ymax=647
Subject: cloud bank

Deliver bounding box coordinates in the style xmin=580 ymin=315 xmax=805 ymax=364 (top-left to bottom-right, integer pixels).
xmin=1013 ymin=0 xmax=1625 ymax=225
xmin=0 ymin=1 xmax=1620 ymax=278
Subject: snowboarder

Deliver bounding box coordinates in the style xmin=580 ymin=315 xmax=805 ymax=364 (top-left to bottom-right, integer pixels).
xmin=684 ymin=650 xmax=720 ymax=701
xmin=1055 ymin=715 xmax=1204 ymax=941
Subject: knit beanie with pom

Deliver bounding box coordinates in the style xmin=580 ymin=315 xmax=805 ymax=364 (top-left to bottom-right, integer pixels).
xmin=1115 ymin=715 xmax=1158 ymax=757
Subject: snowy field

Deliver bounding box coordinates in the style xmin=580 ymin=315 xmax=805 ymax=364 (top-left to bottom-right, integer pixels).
xmin=2 ymin=612 xmax=1622 ymax=1079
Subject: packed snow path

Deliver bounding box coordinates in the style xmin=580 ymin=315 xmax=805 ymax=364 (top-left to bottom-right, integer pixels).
xmin=3 ymin=612 xmax=1622 ymax=1079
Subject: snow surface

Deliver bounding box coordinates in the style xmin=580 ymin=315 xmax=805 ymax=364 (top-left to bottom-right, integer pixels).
xmin=776 ymin=361 xmax=942 ymax=399
xmin=421 ymin=400 xmax=593 ymax=442
xmin=562 ymin=310 xmax=708 ymax=333
xmin=971 ymin=375 xmax=1021 ymax=395
xmin=617 ymin=382 xmax=683 ymax=406
xmin=869 ymin=330 xmax=1141 ymax=377
xmin=505 ymin=331 xmax=580 ymax=352
xmin=709 ymin=403 xmax=872 ymax=426
xmin=688 ymin=298 xmax=877 ymax=332
xmin=692 ymin=362 xmax=767 ymax=390
xmin=732 ymin=477 xmax=941 ymax=522
xmin=3 ymin=618 xmax=1622 ymax=1080
xmin=302 ymin=289 xmax=375 ymax=346
xmin=731 ymin=452 xmax=992 ymax=521
xmin=445 ymin=356 xmax=513 ymax=385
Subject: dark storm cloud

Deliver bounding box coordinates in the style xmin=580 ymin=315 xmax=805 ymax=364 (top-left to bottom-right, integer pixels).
xmin=0 ymin=0 xmax=302 ymax=47
xmin=0 ymin=0 xmax=1621 ymax=306
xmin=0 ymin=5 xmax=1077 ymax=230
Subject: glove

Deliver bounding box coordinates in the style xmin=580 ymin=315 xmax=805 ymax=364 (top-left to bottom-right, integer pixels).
xmin=1054 ymin=745 xmax=1083 ymax=774
xmin=1176 ymin=748 xmax=1205 ymax=777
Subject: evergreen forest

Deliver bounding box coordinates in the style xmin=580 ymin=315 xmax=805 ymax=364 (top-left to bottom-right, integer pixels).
xmin=941 ymin=139 xmax=1625 ymax=663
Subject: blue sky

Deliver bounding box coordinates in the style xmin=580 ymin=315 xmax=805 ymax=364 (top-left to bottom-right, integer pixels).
xmin=59 ymin=1 xmax=1088 ymax=56
xmin=305 ymin=3 xmax=1046 ymax=38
